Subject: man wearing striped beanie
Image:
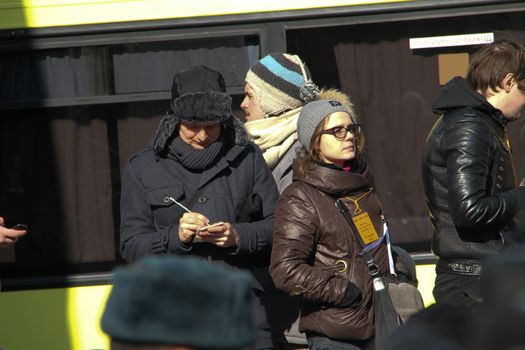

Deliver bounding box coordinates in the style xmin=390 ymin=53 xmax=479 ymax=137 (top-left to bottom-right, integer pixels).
xmin=242 ymin=53 xmax=319 ymax=194
xmin=242 ymin=53 xmax=356 ymax=192
xmin=243 ymin=53 xmax=319 ymax=119
xmin=241 ymin=53 xmax=358 ymax=350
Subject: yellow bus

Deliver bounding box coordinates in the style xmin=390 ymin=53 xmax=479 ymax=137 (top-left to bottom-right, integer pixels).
xmin=1 ymin=1 xmax=524 ymax=349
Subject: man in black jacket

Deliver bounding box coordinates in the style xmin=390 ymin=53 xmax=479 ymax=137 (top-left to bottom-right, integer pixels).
xmin=422 ymin=39 xmax=525 ymax=307
xmin=119 ymin=66 xmax=279 ymax=349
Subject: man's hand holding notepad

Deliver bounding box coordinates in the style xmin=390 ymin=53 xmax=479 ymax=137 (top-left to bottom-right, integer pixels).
xmin=196 ymin=221 xmax=225 ymax=236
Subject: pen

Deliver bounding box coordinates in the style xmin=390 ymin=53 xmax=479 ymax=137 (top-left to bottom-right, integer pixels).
xmin=167 ymin=197 xmax=192 ymax=213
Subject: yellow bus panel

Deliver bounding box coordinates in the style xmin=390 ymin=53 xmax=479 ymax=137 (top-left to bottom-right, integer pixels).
xmin=0 ymin=264 xmax=434 ymax=350
xmin=0 ymin=0 xmax=408 ymax=30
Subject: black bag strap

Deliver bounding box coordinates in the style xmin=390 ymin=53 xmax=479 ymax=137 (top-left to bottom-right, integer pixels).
xmin=335 ymin=196 xmax=402 ymax=342
xmin=335 ymin=198 xmax=380 ymax=277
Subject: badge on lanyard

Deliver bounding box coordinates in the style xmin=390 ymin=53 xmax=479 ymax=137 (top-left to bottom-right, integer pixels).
xmin=352 ymin=211 xmax=379 ymax=245
xmin=344 ymin=190 xmax=380 ymax=246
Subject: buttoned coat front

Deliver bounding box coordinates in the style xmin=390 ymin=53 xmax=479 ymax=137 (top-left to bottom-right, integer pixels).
xmin=120 ymin=136 xmax=278 ymax=274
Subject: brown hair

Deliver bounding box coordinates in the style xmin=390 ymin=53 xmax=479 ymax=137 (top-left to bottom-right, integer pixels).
xmin=295 ymin=114 xmax=365 ymax=177
xmin=467 ymin=39 xmax=525 ymax=94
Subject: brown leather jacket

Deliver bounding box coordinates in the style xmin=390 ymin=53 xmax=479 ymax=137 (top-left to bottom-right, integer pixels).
xmin=270 ymin=161 xmax=389 ymax=341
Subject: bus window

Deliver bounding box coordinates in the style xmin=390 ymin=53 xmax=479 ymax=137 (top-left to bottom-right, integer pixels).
xmin=0 ymin=33 xmax=260 ymax=287
xmin=287 ymin=11 xmax=525 ymax=254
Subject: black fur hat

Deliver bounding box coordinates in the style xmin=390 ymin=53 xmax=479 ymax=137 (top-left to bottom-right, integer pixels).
xmin=153 ymin=65 xmax=234 ymax=156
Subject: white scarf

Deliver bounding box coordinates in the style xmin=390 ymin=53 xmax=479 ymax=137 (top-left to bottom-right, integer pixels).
xmin=244 ymin=107 xmax=301 ymax=169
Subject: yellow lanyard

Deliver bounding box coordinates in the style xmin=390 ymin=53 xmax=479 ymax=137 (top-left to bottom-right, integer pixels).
xmin=344 ymin=190 xmax=372 ymax=215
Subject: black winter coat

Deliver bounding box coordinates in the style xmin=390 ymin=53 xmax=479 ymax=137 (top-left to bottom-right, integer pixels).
xmin=120 ymin=124 xmax=279 ymax=279
xmin=119 ymin=64 xmax=279 ymax=350
xmin=119 ymin=128 xmax=278 ymax=350
xmin=422 ymin=77 xmax=525 ymax=260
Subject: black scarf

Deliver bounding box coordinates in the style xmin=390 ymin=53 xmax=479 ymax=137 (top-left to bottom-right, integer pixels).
xmin=168 ymin=133 xmax=226 ymax=171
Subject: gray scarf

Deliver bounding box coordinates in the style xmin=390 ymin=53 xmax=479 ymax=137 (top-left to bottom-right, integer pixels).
xmin=168 ymin=134 xmax=225 ymax=170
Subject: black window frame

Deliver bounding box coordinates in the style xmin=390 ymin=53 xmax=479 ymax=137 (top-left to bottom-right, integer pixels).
xmin=1 ymin=0 xmax=523 ymax=290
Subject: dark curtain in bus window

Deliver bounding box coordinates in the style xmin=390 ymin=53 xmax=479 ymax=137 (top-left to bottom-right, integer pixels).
xmin=111 ymin=37 xmax=259 ymax=95
xmin=0 ymin=109 xmax=116 ymax=271
xmin=0 ymin=47 xmax=112 ymax=102
xmin=47 ymin=111 xmax=115 ymax=263
xmin=334 ymin=38 xmax=439 ymax=247
xmin=0 ymin=114 xmax=64 ymax=267
xmin=116 ymin=102 xmax=164 ymax=170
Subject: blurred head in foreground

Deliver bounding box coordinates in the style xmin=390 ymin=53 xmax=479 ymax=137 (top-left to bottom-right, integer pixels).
xmin=101 ymin=255 xmax=255 ymax=350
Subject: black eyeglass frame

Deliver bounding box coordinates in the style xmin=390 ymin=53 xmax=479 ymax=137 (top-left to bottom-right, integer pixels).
xmin=320 ymin=124 xmax=362 ymax=140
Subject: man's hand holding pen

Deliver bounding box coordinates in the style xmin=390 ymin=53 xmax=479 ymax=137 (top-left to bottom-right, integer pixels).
xmin=178 ymin=212 xmax=238 ymax=248
xmin=178 ymin=212 xmax=209 ymax=244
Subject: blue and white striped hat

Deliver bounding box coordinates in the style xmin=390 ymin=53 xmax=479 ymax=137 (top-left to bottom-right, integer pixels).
xmin=245 ymin=53 xmax=319 ymax=117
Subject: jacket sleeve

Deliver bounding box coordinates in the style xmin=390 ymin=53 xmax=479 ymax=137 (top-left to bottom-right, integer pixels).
xmin=119 ymin=164 xmax=191 ymax=262
xmin=441 ymin=120 xmax=524 ymax=229
xmin=232 ymin=145 xmax=279 ymax=255
xmin=269 ymin=188 xmax=349 ymax=306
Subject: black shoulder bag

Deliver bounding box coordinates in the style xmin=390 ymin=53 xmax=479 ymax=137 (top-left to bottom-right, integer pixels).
xmin=335 ymin=198 xmax=401 ymax=349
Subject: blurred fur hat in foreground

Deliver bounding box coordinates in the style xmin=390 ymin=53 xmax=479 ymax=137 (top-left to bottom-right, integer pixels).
xmin=101 ymin=255 xmax=255 ymax=349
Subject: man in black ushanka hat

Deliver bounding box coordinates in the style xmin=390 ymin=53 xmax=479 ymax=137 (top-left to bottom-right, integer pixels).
xmin=119 ymin=65 xmax=279 ymax=349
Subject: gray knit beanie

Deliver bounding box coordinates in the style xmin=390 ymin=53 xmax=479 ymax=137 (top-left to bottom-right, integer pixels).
xmin=297 ymin=100 xmax=351 ymax=148
xmin=245 ymin=53 xmax=319 ymax=117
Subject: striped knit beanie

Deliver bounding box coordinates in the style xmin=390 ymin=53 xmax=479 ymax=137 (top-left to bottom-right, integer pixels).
xmin=245 ymin=53 xmax=320 ymax=117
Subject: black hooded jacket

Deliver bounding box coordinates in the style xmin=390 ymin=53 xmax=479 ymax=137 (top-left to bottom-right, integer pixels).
xmin=422 ymin=77 xmax=525 ymax=261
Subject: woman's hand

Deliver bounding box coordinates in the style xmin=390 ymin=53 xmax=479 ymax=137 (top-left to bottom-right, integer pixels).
xmin=197 ymin=222 xmax=239 ymax=248
xmin=339 ymin=282 xmax=362 ymax=308
xmin=178 ymin=212 xmax=209 ymax=244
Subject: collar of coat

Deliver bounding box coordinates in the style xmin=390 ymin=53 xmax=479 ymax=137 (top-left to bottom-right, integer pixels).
xmin=292 ymin=160 xmax=374 ymax=197
xmin=432 ymin=76 xmax=510 ymax=127
xmin=196 ymin=143 xmax=248 ymax=189
xmin=152 ymin=115 xmax=249 ymax=159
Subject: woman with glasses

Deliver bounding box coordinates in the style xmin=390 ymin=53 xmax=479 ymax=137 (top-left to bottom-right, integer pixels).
xmin=241 ymin=53 xmax=359 ymax=350
xmin=270 ymin=100 xmax=390 ymax=350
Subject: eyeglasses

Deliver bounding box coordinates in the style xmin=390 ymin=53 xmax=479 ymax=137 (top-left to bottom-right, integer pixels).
xmin=320 ymin=124 xmax=362 ymax=140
